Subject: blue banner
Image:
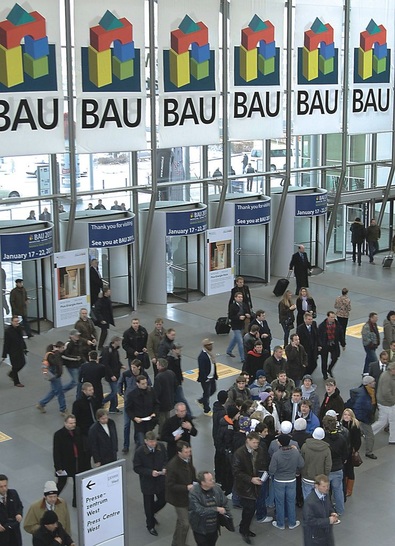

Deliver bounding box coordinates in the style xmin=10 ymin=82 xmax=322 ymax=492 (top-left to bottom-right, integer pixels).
xmin=235 ymin=201 xmax=271 ymax=226
xmin=295 ymin=193 xmax=327 ymax=216
xmin=88 ymin=218 xmax=135 ymax=248
xmin=166 ymin=208 xmax=207 ymax=236
xmin=1 ymin=228 xmax=53 ymax=261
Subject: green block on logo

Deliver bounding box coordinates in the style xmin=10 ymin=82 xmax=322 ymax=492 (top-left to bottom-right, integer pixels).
xmin=190 ymin=58 xmax=209 ymax=80
xmin=23 ymin=53 xmax=49 ymax=79
xmin=113 ymin=57 xmax=134 ymax=80
xmin=373 ymin=55 xmax=386 ymax=74
xmin=319 ymin=55 xmax=334 ymax=75
xmin=258 ymin=54 xmax=275 ymax=76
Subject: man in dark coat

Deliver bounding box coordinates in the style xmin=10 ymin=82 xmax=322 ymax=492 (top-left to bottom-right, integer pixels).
xmin=297 ymin=312 xmax=320 ymax=375
xmin=125 ymin=375 xmax=159 ymax=448
xmin=162 ymin=403 xmax=198 ymax=460
xmin=0 ymin=474 xmax=23 ymax=546
xmin=303 ymin=474 xmax=338 ymax=546
xmin=318 ymin=312 xmax=346 ymax=380
xmin=289 ymin=244 xmax=311 ymax=295
xmin=228 ymin=276 xmax=253 ymax=315
xmin=233 ymin=432 xmax=267 ymax=544
xmin=32 ymin=511 xmax=74 ymax=546
xmin=154 ymin=359 xmax=178 ymax=436
xmin=197 ymin=339 xmax=218 ymax=415
xmin=89 ymin=259 xmax=103 ymax=306
xmin=9 ymin=279 xmax=32 ymax=337
xmin=53 ymin=414 xmax=86 ymax=507
xmin=264 ymin=346 xmax=286 ymax=384
xmin=319 ymin=379 xmax=344 ymax=423
xmin=101 ymin=336 xmax=123 ymax=413
xmin=72 ymin=382 xmax=101 ymax=468
xmin=349 ymin=217 xmax=366 ymax=266
xmin=88 ymin=409 xmax=118 ymax=466
xmin=226 ymin=294 xmax=251 ymax=361
xmin=2 ymin=316 xmax=27 ymax=387
xmin=122 ymin=317 xmax=149 ymax=368
xmin=78 ymin=351 xmax=105 ymax=405
xmin=94 ymin=287 xmax=115 ymax=349
xmin=250 ymin=310 xmax=272 ymax=352
xmin=62 ymin=329 xmax=86 ymax=396
xmin=133 ymin=431 xmax=168 ymax=537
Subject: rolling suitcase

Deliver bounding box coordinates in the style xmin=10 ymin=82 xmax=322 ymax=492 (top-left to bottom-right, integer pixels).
xmin=273 ymin=278 xmax=289 ymax=297
xmin=382 ymin=255 xmax=393 ymax=268
xmin=215 ymin=317 xmax=231 ymax=334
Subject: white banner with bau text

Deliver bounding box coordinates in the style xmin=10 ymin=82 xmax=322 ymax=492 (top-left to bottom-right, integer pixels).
xmin=293 ymin=0 xmax=343 ymax=135
xmin=0 ymin=1 xmax=64 ymax=155
xmin=348 ymin=0 xmax=394 ymax=134
xmin=158 ymin=0 xmax=220 ymax=148
xmin=229 ymin=0 xmax=285 ymax=140
xmin=74 ymin=1 xmax=146 ymax=153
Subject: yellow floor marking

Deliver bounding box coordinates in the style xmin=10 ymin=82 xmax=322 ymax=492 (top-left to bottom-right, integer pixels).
xmin=183 ymin=362 xmax=241 ymax=381
xmin=347 ymin=323 xmax=383 ymax=338
xmin=0 ymin=431 xmax=12 ymax=442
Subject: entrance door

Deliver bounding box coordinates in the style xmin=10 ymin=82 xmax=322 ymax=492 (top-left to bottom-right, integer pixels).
xmin=235 ymin=225 xmax=268 ymax=282
xmin=294 ymin=216 xmax=321 ymax=268
xmin=345 ymin=203 xmax=367 ymax=254
xmin=327 ymin=204 xmax=346 ymax=262
xmin=166 ymin=235 xmax=203 ymax=302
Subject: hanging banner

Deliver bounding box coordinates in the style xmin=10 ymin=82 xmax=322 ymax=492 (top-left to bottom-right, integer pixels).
xmin=348 ymin=0 xmax=394 ymax=134
xmin=293 ymin=0 xmax=343 ymax=135
xmin=74 ymin=1 xmax=146 ymax=153
xmin=0 ymin=1 xmax=64 ymax=155
xmin=158 ymin=0 xmax=221 ymax=147
xmin=229 ymin=0 xmax=285 ymax=140
xmin=206 ymin=226 xmax=234 ymax=296
xmin=53 ymin=248 xmax=90 ymax=328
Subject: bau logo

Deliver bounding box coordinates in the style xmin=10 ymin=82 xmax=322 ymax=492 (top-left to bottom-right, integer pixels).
xmin=234 ymin=14 xmax=279 ymax=86
xmin=298 ymin=17 xmax=338 ymax=85
xmin=354 ymin=19 xmax=390 ymax=83
xmin=0 ymin=3 xmax=57 ymax=92
xmin=163 ymin=14 xmax=215 ymax=92
xmin=81 ymin=10 xmax=141 ymax=92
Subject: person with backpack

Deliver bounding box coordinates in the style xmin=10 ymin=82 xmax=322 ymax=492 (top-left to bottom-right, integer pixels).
xmin=36 ymin=342 xmax=67 ymax=415
xmin=345 ymin=375 xmax=377 ymax=460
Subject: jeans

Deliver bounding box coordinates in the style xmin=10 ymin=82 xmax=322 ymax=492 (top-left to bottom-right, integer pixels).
xmin=239 ymin=497 xmax=256 ymax=535
xmin=302 ymin=479 xmax=315 ymax=500
xmin=280 ymin=322 xmax=292 ymax=347
xmin=363 ymin=347 xmax=377 ymax=374
xmin=359 ymin=421 xmax=375 ymax=454
xmin=266 ymin=476 xmax=275 ymax=507
xmin=226 ymin=329 xmax=244 ymax=360
xmin=372 ymin=403 xmax=395 ymax=443
xmin=255 ymin=479 xmax=268 ymax=520
xmin=199 ymin=378 xmax=216 ymax=413
xmin=368 ymin=240 xmax=379 ymax=262
xmin=63 ymin=367 xmax=81 ymax=396
xmin=329 ymin=469 xmax=344 ymax=515
xmin=20 ymin=315 xmax=32 ymax=337
xmin=39 ymin=377 xmax=66 ymax=412
xmin=273 ymin=479 xmax=297 ymax=527
xmin=103 ymin=380 xmax=118 ymax=411
xmin=172 ymin=506 xmax=190 ymax=546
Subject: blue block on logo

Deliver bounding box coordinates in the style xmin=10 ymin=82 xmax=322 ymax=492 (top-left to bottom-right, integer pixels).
xmin=24 ymin=35 xmax=49 ymax=60
xmin=374 ymin=42 xmax=387 ymax=60
xmin=258 ymin=40 xmax=275 ymax=59
xmin=319 ymin=41 xmax=335 ymax=60
xmin=191 ymin=43 xmax=210 ymax=63
xmin=113 ymin=40 xmax=135 ymax=62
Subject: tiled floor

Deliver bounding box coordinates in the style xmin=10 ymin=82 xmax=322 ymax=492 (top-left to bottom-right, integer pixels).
xmin=1 ymin=255 xmax=394 ymax=545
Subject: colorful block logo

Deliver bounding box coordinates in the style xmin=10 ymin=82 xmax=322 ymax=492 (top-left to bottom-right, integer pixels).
xmin=0 ymin=3 xmax=57 ymax=91
xmin=163 ymin=15 xmax=215 ymax=92
xmin=234 ymin=15 xmax=279 ymax=86
xmin=298 ymin=17 xmax=338 ymax=84
xmin=354 ymin=20 xmax=390 ymax=83
xmin=81 ymin=10 xmax=141 ymax=92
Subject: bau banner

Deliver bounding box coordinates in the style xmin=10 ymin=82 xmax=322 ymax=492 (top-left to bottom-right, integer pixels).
xmin=74 ymin=1 xmax=146 ymax=153
xmin=293 ymin=0 xmax=343 ymax=135
xmin=229 ymin=0 xmax=284 ymax=140
xmin=158 ymin=0 xmax=221 ymax=148
xmin=0 ymin=1 xmax=64 ymax=155
xmin=348 ymin=0 xmax=394 ymax=134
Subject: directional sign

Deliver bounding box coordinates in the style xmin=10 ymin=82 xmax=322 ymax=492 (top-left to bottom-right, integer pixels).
xmin=76 ymin=461 xmax=126 ymax=546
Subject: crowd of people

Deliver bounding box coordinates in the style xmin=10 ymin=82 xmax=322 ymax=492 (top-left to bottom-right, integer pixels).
xmin=1 ymin=269 xmax=395 ymax=546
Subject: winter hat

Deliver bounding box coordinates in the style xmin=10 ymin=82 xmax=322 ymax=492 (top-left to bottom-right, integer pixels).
xmin=41 ymin=511 xmax=58 ymax=525
xmin=227 ymin=405 xmax=239 ymax=419
xmin=362 ymin=375 xmax=375 ymax=386
xmin=259 ymin=392 xmax=270 ymax=403
xmin=277 ymin=434 xmax=291 ymax=446
xmin=325 ymin=409 xmax=338 ymax=418
xmin=312 ymin=427 xmax=325 ymax=440
xmin=302 ymin=374 xmax=313 ymax=382
xmin=238 ymin=416 xmax=251 ymax=433
xmin=217 ymin=390 xmax=228 ymax=404
xmin=256 ymin=369 xmax=266 ymax=379
xmin=280 ymin=420 xmax=292 ymax=434
xmin=43 ymin=481 xmax=58 ymax=496
xmin=294 ymin=418 xmax=307 ymax=431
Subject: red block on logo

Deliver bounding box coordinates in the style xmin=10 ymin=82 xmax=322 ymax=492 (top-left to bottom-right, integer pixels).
xmin=0 ymin=11 xmax=46 ymax=49
xmin=170 ymin=22 xmax=208 ymax=54
xmin=304 ymin=24 xmax=334 ymax=51
xmin=90 ymin=18 xmax=133 ymax=52
xmin=241 ymin=22 xmax=274 ymax=51
xmin=360 ymin=25 xmax=386 ymax=51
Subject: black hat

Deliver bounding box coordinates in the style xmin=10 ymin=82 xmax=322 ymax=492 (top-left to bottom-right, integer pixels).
xmin=227 ymin=405 xmax=239 ymax=419
xmin=278 ymin=434 xmax=291 ymax=446
xmin=217 ymin=390 xmax=228 ymax=404
xmin=15 ymin=279 xmax=23 ymax=283
xmin=41 ymin=511 xmax=58 ymax=525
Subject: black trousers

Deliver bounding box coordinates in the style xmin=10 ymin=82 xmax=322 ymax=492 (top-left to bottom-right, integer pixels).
xmin=193 ymin=530 xmax=219 ymax=546
xmin=321 ymin=346 xmax=339 ymax=378
xmin=57 ymin=475 xmax=76 ymax=506
xmin=239 ymin=497 xmax=256 ymax=535
xmin=143 ymin=490 xmax=166 ymax=529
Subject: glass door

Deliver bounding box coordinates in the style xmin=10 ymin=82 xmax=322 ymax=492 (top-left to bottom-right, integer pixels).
xmin=235 ymin=225 xmax=268 ymax=282
xmin=327 ymin=204 xmax=346 ymax=262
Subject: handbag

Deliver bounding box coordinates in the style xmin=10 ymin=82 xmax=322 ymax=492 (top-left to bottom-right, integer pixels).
xmin=351 ymin=450 xmax=363 ymax=467
xmin=218 ymin=513 xmax=235 ymax=532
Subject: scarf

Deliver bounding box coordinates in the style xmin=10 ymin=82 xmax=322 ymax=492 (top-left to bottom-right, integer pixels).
xmin=365 ymin=384 xmax=376 ymax=406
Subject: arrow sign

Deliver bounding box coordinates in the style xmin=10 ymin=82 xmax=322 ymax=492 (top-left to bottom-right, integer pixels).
xmin=86 ymin=480 xmax=95 ymax=490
